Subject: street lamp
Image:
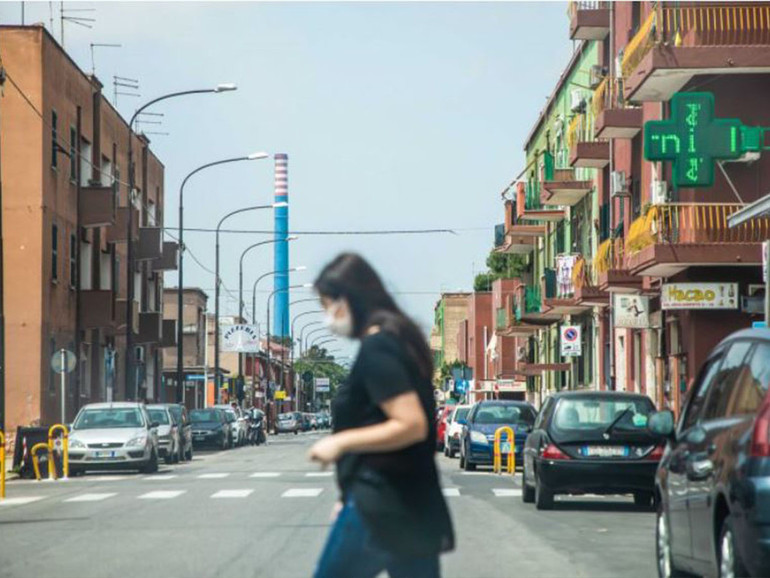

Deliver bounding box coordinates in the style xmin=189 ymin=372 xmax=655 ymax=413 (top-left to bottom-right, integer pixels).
xmin=175 ymin=151 xmax=268 ymax=403
xmin=289 ymin=309 xmax=323 ymax=411
xmin=312 ymin=337 xmax=337 ymax=350
xmin=304 ymin=326 xmax=330 ymax=353
xmin=126 ymin=83 xmax=237 ymax=400
xmin=214 ymin=203 xmax=286 ymax=403
xmin=298 ymin=320 xmax=324 ymax=357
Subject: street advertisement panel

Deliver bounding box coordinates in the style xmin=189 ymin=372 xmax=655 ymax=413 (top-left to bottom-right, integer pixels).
xmin=560 ymin=325 xmax=582 ymax=357
xmin=314 ymin=377 xmax=331 ymax=393
xmin=661 ymin=283 xmax=738 ymax=310
xmin=220 ymin=324 xmax=261 ymax=352
xmin=613 ymin=295 xmax=651 ymax=328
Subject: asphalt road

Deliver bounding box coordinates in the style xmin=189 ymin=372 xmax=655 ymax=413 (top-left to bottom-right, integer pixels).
xmin=0 ymin=432 xmax=657 ymax=578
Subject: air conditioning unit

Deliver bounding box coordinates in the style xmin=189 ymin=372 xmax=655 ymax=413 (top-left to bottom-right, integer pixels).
xmin=748 ymin=284 xmax=766 ymax=297
xmin=589 ymin=65 xmax=607 ymax=89
xmin=650 ymin=179 xmax=669 ymax=205
xmin=135 ymin=346 xmax=145 ymax=364
xmin=610 ymin=171 xmax=629 ymax=197
xmin=570 ymin=89 xmax=586 ymax=113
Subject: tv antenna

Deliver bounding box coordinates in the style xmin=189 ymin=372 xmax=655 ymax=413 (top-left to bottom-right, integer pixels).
xmin=59 ymin=3 xmax=95 ymax=48
xmin=90 ymin=43 xmax=121 ymax=76
xmin=113 ymin=75 xmax=139 ymax=108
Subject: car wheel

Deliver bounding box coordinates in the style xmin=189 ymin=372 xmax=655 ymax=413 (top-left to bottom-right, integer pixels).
xmin=458 ymin=446 xmax=465 ymax=469
xmin=534 ymin=470 xmax=554 ymax=510
xmin=521 ymin=462 xmax=535 ymax=504
xmin=656 ymin=503 xmax=687 ymax=578
xmin=463 ymin=446 xmax=476 ymax=471
xmin=142 ymin=449 xmax=158 ymax=474
xmin=634 ymin=491 xmax=654 ymax=511
xmin=719 ymin=515 xmax=749 ymax=578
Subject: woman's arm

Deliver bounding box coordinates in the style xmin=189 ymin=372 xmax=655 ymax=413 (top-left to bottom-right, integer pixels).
xmin=308 ymin=391 xmax=428 ymax=466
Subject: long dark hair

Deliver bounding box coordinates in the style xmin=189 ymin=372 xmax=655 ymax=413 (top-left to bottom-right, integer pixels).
xmin=314 ymin=253 xmax=433 ymax=381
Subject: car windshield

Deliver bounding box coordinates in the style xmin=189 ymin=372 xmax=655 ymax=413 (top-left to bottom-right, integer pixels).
xmin=552 ymin=397 xmax=655 ymax=434
xmin=74 ymin=408 xmax=145 ymax=429
xmin=454 ymin=407 xmax=470 ymax=422
xmin=168 ymin=406 xmax=182 ymax=422
xmin=147 ymin=409 xmax=170 ymax=425
xmin=278 ymin=413 xmax=294 ymax=421
xmin=474 ymin=404 xmax=535 ymax=426
xmin=190 ymin=409 xmax=219 ymax=423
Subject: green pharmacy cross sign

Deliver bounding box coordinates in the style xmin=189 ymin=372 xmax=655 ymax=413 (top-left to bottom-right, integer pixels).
xmin=644 ymin=92 xmax=769 ymax=188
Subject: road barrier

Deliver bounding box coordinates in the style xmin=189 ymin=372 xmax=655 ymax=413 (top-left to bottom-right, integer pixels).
xmin=31 ymin=442 xmax=52 ymax=481
xmin=0 ymin=430 xmax=5 ymax=499
xmin=493 ymin=426 xmax=515 ymax=475
xmin=48 ymin=424 xmax=69 ymax=480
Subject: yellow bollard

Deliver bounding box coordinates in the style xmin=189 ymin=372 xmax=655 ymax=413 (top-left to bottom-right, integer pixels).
xmin=48 ymin=424 xmax=69 ymax=480
xmin=0 ymin=430 xmax=5 ymax=499
xmin=493 ymin=426 xmax=515 ymax=475
xmin=31 ymin=442 xmax=52 ymax=481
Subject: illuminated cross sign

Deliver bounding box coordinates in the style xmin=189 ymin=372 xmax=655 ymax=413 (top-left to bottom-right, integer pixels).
xmin=644 ymin=92 xmax=759 ymax=188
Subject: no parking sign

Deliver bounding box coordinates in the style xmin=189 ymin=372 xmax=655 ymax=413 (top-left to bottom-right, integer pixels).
xmin=560 ymin=325 xmax=582 ymax=357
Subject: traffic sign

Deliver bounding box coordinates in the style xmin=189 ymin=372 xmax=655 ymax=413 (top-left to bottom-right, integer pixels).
xmin=50 ymin=349 xmax=77 ymax=374
xmin=560 ymin=325 xmax=582 ymax=357
xmin=314 ymin=377 xmax=330 ymax=393
xmin=275 ymin=390 xmax=287 ymax=400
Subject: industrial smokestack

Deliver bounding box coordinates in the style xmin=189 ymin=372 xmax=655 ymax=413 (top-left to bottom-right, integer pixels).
xmin=273 ymin=154 xmax=289 ymax=338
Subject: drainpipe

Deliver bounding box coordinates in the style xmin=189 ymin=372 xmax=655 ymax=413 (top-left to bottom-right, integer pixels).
xmin=608 ymin=0 xmax=616 ymax=391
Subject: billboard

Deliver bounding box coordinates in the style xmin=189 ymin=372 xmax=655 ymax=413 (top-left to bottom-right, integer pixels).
xmin=661 ymin=283 xmax=738 ymax=310
xmin=220 ymin=325 xmax=261 ymax=352
xmin=613 ymin=295 xmax=651 ymax=328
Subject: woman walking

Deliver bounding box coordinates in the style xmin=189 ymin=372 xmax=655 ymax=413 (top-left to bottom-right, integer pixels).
xmin=308 ymin=253 xmax=454 ymax=578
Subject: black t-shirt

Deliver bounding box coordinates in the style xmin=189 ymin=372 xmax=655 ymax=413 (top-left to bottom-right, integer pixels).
xmin=332 ymin=330 xmax=454 ymax=554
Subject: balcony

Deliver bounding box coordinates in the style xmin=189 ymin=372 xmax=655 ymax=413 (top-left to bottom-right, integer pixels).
xmin=622 ymin=5 xmax=770 ymax=102
xmin=572 ymin=257 xmax=610 ymax=307
xmin=542 ymin=168 xmax=593 ymax=207
xmin=515 ymin=283 xmax=561 ymax=325
xmin=161 ymin=319 xmax=177 ymax=348
xmin=595 ymin=238 xmax=643 ymax=293
xmin=137 ymin=311 xmax=162 ymax=344
xmin=152 ymin=242 xmax=179 ymax=272
xmin=568 ymin=0 xmax=610 ymax=40
xmin=79 ymin=186 xmax=116 ymax=228
xmin=592 ymin=78 xmax=643 ymax=139
xmin=519 ymin=182 xmax=566 ymax=222
xmin=116 ymin=299 xmax=140 ymax=335
xmin=567 ymin=113 xmax=609 ymax=169
xmin=106 ymin=207 xmax=140 ymax=243
xmin=79 ymin=290 xmax=115 ymax=329
xmin=136 ymin=227 xmax=162 ymax=261
xmin=542 ymin=258 xmax=595 ymax=315
xmin=625 ymin=203 xmax=770 ymax=277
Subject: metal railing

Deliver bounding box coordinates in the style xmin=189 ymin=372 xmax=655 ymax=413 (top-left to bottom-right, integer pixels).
xmin=515 ymin=285 xmax=542 ymax=321
xmin=622 ymin=4 xmax=770 ymax=78
xmin=594 ymin=238 xmax=626 ymax=274
xmin=591 ymin=77 xmax=623 ymax=119
xmin=566 ymin=113 xmax=595 ymax=148
xmin=625 ymin=203 xmax=770 ymax=255
xmin=525 ymin=181 xmax=543 ymax=211
xmin=568 ymin=0 xmax=608 ymax=19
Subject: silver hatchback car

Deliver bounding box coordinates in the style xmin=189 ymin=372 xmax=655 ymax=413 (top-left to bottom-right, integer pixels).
xmin=68 ymin=402 xmax=160 ymax=474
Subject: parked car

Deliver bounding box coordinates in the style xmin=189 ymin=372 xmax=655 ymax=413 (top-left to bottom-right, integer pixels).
xmin=190 ymin=408 xmax=230 ymax=450
xmin=146 ymin=405 xmax=180 ymax=464
xmin=459 ymin=400 xmax=536 ymax=471
xmin=214 ymin=405 xmax=246 ymax=447
xmin=436 ymin=405 xmax=454 ymax=452
xmin=68 ymin=402 xmax=160 ymax=474
xmin=444 ymin=404 xmax=471 ymax=458
xmin=650 ymin=328 xmax=770 ymax=578
xmin=166 ymin=403 xmax=193 ymax=461
xmin=276 ymin=412 xmax=301 ymax=434
xmin=521 ymin=391 xmax=661 ymax=511
xmin=315 ymin=412 xmax=329 ymax=429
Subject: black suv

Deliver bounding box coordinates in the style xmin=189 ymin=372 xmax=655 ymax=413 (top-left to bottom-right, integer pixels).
xmin=648 ymin=328 xmax=770 ymax=578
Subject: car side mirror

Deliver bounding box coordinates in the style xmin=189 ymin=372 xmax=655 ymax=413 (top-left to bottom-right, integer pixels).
xmin=685 ymin=425 xmax=707 ymax=445
xmin=150 ymin=421 xmax=160 ymax=429
xmin=647 ymin=410 xmax=675 ymax=440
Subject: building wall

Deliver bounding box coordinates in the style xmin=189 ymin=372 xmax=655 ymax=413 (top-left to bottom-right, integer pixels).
xmin=441 ymin=293 xmax=470 ymax=364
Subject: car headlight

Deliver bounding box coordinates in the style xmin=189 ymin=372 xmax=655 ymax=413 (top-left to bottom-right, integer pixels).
xmin=159 ymin=435 xmax=171 ymax=441
xmin=126 ymin=435 xmax=148 ymax=448
xmin=69 ymin=438 xmax=86 ymax=449
xmin=470 ymin=431 xmax=488 ymax=445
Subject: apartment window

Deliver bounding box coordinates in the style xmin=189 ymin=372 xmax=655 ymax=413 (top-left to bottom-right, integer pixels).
xmin=51 ymin=111 xmax=58 ymax=169
xmin=80 ymin=139 xmax=92 ymax=187
xmin=69 ymin=127 xmax=77 ymax=181
xmin=69 ymin=234 xmax=77 ymax=289
xmin=51 ymin=224 xmax=59 ymax=282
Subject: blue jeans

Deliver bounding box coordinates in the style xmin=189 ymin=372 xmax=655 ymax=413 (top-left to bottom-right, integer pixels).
xmin=314 ymin=499 xmax=441 ymax=578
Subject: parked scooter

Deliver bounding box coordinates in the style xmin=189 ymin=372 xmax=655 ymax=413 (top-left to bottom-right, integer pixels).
xmin=247 ymin=409 xmax=267 ymax=446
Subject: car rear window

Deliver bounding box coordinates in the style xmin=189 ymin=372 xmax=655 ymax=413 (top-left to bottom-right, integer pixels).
xmin=552 ymin=397 xmax=654 ymax=434
xmin=474 ymin=404 xmax=535 ymax=426
xmin=278 ymin=413 xmax=294 ymax=421
xmin=190 ymin=409 xmax=219 ymax=423
xmin=147 ymin=409 xmax=170 ymax=425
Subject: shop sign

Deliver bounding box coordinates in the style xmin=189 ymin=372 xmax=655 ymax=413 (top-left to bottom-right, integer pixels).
xmin=560 ymin=325 xmax=582 ymax=357
xmin=661 ymin=282 xmax=738 ymax=310
xmin=314 ymin=377 xmax=330 ymax=393
xmin=221 ymin=324 xmax=260 ymax=352
xmin=613 ymin=295 xmax=651 ymax=328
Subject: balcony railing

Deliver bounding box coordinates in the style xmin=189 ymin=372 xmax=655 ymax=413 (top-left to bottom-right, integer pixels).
xmin=515 ymin=285 xmax=542 ymax=321
xmin=625 ymin=203 xmax=770 ymax=255
xmin=525 ymin=181 xmax=543 ymax=211
xmin=571 ymin=255 xmax=593 ymax=289
xmin=591 ymin=77 xmax=622 ymax=119
xmin=566 ymin=113 xmax=595 ymax=148
xmin=567 ymin=0 xmax=608 ymax=19
xmin=622 ymin=5 xmax=770 ymax=78
xmin=594 ymin=238 xmax=626 ymax=273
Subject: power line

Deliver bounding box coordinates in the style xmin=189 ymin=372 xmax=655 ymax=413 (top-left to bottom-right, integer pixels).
xmin=180 ymin=227 xmax=460 ymax=236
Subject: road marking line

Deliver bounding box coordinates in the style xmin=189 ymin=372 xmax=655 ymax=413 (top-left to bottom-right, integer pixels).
xmin=461 ymin=472 xmax=493 ymax=476
xmin=282 ymin=488 xmax=323 ymax=498
xmin=64 ymin=493 xmax=117 ymax=503
xmin=492 ymin=488 xmax=522 ymax=497
xmin=249 ymin=473 xmax=281 ymax=478
xmin=211 ymin=489 xmax=254 ymax=499
xmin=197 ymin=473 xmax=230 ymax=479
xmin=305 ymin=472 xmax=333 ymax=477
xmin=83 ymin=475 xmax=129 ymax=482
xmin=143 ymin=475 xmax=178 ymax=481
xmin=442 ymin=488 xmax=461 ymax=497
xmin=138 ymin=490 xmax=186 ymax=500
xmin=0 ymin=496 xmax=44 ymax=506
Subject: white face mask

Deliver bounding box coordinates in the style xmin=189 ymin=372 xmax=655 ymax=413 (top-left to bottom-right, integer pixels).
xmin=325 ymin=300 xmax=353 ymax=337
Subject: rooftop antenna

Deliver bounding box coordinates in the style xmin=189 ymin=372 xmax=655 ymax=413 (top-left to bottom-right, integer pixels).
xmin=113 ymin=75 xmax=139 ymax=108
xmin=135 ymin=111 xmax=165 ymax=134
xmin=60 ymin=2 xmax=95 ymax=48
xmin=90 ymin=42 xmax=121 ymax=76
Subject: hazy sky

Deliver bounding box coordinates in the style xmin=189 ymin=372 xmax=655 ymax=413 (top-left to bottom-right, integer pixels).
xmin=3 ymin=1 xmax=574 ymax=358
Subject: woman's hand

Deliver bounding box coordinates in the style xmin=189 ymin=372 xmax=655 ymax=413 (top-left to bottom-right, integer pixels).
xmin=330 ymin=500 xmax=343 ymax=522
xmin=308 ymin=435 xmax=345 ymax=467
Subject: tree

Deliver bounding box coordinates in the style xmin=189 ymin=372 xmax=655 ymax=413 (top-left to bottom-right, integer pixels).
xmin=293 ymin=347 xmax=349 ymax=409
xmin=474 ymin=249 xmax=529 ymax=291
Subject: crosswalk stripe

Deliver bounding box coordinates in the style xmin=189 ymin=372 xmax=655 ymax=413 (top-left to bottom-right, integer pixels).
xmin=282 ymin=488 xmax=323 ymax=498
xmin=442 ymin=488 xmax=461 ymax=497
xmin=492 ymin=488 xmax=522 ymax=497
xmin=83 ymin=475 xmax=129 ymax=482
xmin=211 ymin=489 xmax=254 ymax=499
xmin=249 ymin=472 xmax=281 ymax=478
xmin=305 ymin=472 xmax=333 ymax=477
xmin=0 ymin=496 xmax=44 ymax=506
xmin=138 ymin=490 xmax=186 ymax=500
xmin=143 ymin=475 xmax=178 ymax=481
xmin=64 ymin=493 xmax=117 ymax=503
xmin=197 ymin=473 xmax=230 ymax=479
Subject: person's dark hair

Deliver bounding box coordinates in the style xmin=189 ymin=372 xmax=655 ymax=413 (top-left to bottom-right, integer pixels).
xmin=314 ymin=253 xmax=433 ymax=380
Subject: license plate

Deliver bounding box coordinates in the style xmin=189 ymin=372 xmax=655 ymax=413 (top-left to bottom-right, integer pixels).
xmin=194 ymin=436 xmax=205 ymax=441
xmin=500 ymin=442 xmax=512 ymax=453
xmin=583 ymin=445 xmax=628 ymax=458
xmin=94 ymin=451 xmax=117 ymax=459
